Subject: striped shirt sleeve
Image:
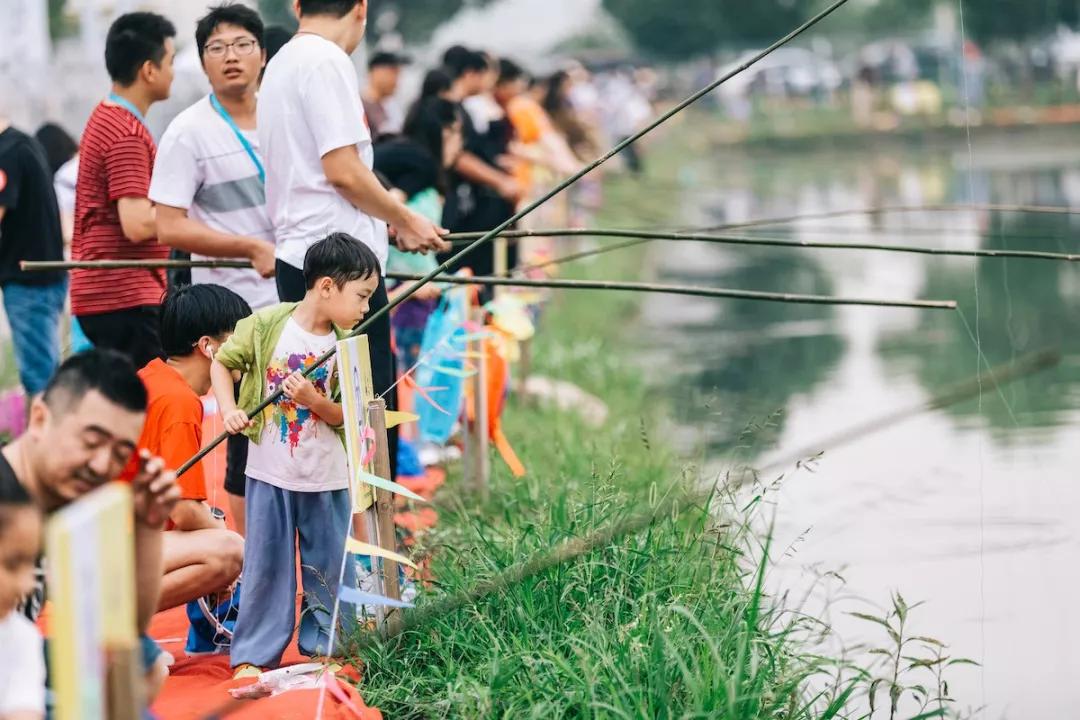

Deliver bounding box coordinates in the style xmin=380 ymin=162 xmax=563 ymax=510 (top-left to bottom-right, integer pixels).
xmin=104 ymin=135 xmax=153 ymax=201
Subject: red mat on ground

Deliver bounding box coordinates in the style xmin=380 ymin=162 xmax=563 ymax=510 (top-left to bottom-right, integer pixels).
xmin=149 ymin=594 xmax=381 ymax=719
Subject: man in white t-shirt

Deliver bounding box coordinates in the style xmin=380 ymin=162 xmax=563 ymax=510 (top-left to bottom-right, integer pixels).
xmin=258 ymin=0 xmax=449 ymax=477
xmin=259 ymin=0 xmax=447 ymax=287
xmin=151 ymin=4 xmax=277 ymax=309
xmin=151 ymin=4 xmax=279 ymax=534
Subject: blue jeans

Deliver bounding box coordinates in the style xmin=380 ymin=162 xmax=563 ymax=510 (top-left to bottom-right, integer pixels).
xmin=230 ymin=478 xmax=356 ymax=668
xmin=2 ymin=280 xmax=67 ymax=396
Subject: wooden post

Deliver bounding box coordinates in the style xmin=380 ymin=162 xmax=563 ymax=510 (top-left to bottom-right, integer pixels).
xmin=494 ymin=236 xmax=508 ymax=280
xmin=517 ymin=337 xmax=532 ymax=404
xmin=466 ymin=307 xmax=490 ymax=496
xmin=106 ymin=646 xmax=143 ymax=720
xmin=367 ymin=398 xmax=403 ymax=635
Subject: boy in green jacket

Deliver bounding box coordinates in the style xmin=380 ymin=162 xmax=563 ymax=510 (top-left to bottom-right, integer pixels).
xmin=211 ymin=232 xmax=378 ymax=675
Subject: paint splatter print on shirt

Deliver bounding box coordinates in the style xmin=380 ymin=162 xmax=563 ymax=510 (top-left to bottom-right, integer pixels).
xmin=245 ymin=316 xmax=349 ymax=493
xmin=266 ymin=352 xmax=330 ymax=452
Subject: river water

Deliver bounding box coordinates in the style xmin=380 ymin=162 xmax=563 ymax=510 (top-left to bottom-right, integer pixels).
xmin=639 ymin=127 xmax=1080 ymax=719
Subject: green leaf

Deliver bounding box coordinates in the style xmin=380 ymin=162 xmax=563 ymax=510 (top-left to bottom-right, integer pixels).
xmin=820 ymin=682 xmax=858 ymax=720
xmin=905 ymin=710 xmax=947 ymax=720
xmin=869 ymin=678 xmax=883 ymax=715
xmin=894 ymin=592 xmax=908 ymax=623
xmin=849 ymin=612 xmax=892 ymax=629
xmin=911 ymin=636 xmax=946 ymax=647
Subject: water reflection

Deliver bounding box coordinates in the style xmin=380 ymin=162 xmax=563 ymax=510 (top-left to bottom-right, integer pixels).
xmin=655 ymin=249 xmax=844 ymax=453
xmin=883 ymin=209 xmax=1080 ymax=437
xmin=641 ymin=131 xmax=1080 ymax=718
xmin=660 ymin=150 xmax=1080 ymax=452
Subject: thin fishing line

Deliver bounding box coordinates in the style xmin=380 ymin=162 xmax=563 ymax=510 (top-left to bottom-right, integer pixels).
xmin=735 ymin=224 xmax=1080 ymax=244
xmin=954 ymin=310 xmax=1022 ymax=428
xmin=512 ymin=237 xmax=652 ymax=275
xmin=377 ymin=324 xmax=467 ymax=400
xmin=694 ymin=202 xmax=1080 ymax=235
xmin=956 ymin=0 xmax=988 ymax=711
xmin=1002 ymin=257 xmax=1018 ymax=408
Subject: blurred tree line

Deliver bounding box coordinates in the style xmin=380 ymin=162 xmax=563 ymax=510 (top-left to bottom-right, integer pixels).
xmin=257 ymin=0 xmax=494 ymax=44
xmin=602 ymin=0 xmax=1080 ymax=61
xmin=48 ymin=0 xmax=493 ymax=45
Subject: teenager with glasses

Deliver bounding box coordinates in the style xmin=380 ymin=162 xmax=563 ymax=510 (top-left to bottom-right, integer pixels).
xmin=151 ymin=3 xmax=279 ymax=534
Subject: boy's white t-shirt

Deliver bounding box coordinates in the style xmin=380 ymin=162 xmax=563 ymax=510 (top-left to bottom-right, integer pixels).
xmin=257 ymin=34 xmax=389 ymax=272
xmin=149 ymin=95 xmax=278 ymax=310
xmin=245 ymin=317 xmax=348 ymax=492
xmin=0 ymin=611 xmax=45 ymax=715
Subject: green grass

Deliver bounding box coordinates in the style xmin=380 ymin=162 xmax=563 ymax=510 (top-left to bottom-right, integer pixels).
xmin=349 ymin=128 xmax=970 ymax=719
xmin=354 ymin=307 xmax=846 ymax=718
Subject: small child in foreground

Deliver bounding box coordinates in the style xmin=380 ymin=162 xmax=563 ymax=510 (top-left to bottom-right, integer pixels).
xmin=212 ymin=233 xmax=379 ymax=677
xmin=0 ymin=475 xmax=45 ymax=719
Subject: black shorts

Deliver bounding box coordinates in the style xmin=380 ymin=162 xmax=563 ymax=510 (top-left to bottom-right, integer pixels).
xmin=76 ymin=305 xmax=163 ymax=370
xmin=223 ymin=431 xmax=248 ymax=496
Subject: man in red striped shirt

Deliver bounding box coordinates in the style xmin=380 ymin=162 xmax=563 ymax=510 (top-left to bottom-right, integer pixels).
xmin=72 ymin=12 xmax=177 ymax=369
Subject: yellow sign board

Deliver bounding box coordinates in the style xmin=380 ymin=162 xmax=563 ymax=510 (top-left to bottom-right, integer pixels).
xmin=337 ymin=334 xmax=376 ymax=513
xmin=45 ymin=482 xmax=136 ymax=720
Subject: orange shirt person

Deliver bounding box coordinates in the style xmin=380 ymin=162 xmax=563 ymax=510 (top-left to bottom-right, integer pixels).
xmin=130 ymin=284 xmax=251 ymax=614
xmin=497 ymin=59 xmax=579 ymax=193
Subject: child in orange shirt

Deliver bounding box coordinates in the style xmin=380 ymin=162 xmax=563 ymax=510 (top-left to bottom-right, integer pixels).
xmin=133 ymin=284 xmax=251 ymax=621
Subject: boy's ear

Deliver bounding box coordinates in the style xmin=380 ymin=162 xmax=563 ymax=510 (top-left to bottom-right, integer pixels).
xmin=317 ymin=276 xmax=335 ymax=295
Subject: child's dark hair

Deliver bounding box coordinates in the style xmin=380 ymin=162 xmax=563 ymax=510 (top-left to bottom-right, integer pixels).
xmin=0 ymin=473 xmax=36 ymax=535
xmin=160 ymin=284 xmax=253 ymax=358
xmin=303 ymin=233 xmax=380 ymax=290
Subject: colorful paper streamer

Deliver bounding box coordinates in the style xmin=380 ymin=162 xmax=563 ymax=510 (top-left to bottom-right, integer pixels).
xmin=321 ymin=673 xmax=370 ymax=719
xmin=356 ymin=470 xmax=427 ymax=503
xmin=337 ymin=585 xmax=414 ymax=609
xmin=344 ymin=537 xmax=418 ymax=570
xmin=420 ymin=360 xmax=477 ymax=379
xmin=384 ymin=410 xmax=419 ymax=429
xmin=359 ymin=425 xmax=376 ymax=467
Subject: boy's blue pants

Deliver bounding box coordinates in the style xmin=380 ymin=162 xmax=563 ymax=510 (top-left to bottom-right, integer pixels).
xmin=230 ymin=477 xmax=356 ymax=668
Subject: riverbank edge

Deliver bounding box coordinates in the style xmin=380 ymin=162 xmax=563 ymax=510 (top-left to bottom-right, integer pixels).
xmin=348 ymin=132 xmax=859 ymax=718
xmin=708 ymin=112 xmax=1080 ymax=155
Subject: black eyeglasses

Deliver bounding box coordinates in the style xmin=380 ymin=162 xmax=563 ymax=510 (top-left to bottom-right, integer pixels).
xmin=204 ymin=38 xmax=259 ymax=58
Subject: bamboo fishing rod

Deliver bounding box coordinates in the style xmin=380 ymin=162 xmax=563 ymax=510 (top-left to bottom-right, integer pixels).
xmin=708 ymin=224 xmax=1080 ymax=245
xmin=107 ymin=0 xmax=862 ymax=480
xmin=753 ymin=348 xmax=1060 ymax=476
xmin=702 ymin=202 xmax=1080 ymax=233
xmin=349 ymin=484 xmax=698 ymax=652
xmin=23 ymin=223 xmax=1080 ymax=277
xmin=447 ymin=227 xmax=1080 ymax=262
xmin=18 ymin=259 xmax=957 ymax=308
xmin=384 ymin=272 xmax=956 ymax=310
